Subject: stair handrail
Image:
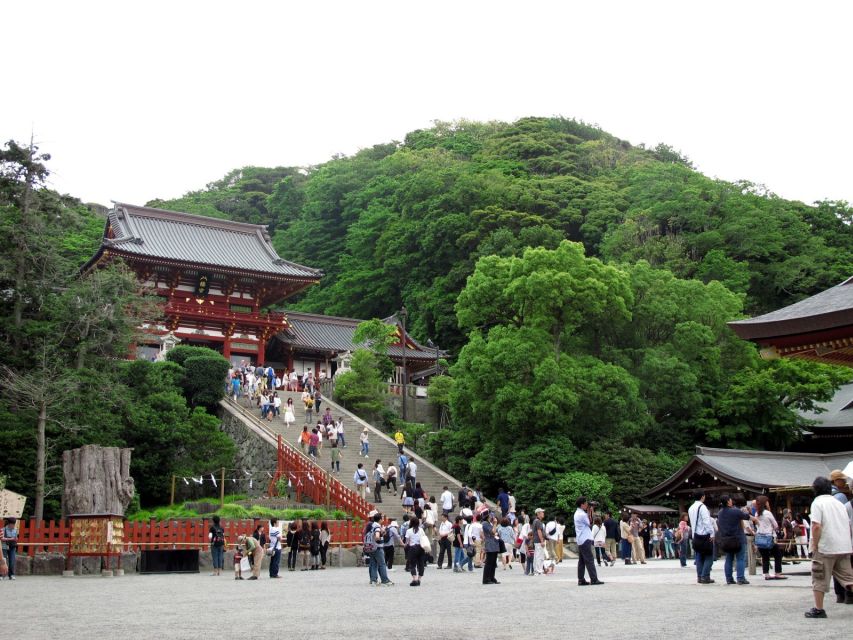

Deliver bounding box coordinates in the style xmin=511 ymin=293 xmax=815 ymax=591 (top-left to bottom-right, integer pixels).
xmin=316 ymin=394 xmax=497 ymax=509
xmin=220 ymin=398 xmax=374 ymax=518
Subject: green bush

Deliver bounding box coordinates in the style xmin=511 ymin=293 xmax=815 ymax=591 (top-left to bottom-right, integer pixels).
xmin=165 ymin=345 xmax=224 ymax=367
xmin=214 ymin=504 xmax=251 ymax=519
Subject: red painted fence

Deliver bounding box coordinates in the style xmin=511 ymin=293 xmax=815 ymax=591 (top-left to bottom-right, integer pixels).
xmin=270 ymin=434 xmax=373 ymax=520
xmin=16 ymin=518 xmax=365 ymax=555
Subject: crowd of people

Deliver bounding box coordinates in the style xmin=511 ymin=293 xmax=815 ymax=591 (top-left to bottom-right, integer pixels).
xmin=207 ymin=514 xmax=337 ymax=580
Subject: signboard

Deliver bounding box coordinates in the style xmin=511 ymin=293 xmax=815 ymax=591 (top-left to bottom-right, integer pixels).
xmin=0 ymin=489 xmax=26 ymax=518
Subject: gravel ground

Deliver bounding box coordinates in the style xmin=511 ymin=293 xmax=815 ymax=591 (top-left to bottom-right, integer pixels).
xmin=3 ymin=559 xmax=851 ymax=638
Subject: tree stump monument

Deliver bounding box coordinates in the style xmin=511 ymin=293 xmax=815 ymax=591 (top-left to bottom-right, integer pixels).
xmin=62 ymin=445 xmax=135 ymax=516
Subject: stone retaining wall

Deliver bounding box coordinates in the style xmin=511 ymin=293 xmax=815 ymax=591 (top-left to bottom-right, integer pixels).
xmin=219 ymin=409 xmax=278 ymax=497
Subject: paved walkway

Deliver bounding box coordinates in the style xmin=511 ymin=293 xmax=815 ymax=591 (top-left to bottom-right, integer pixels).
xmin=3 ymin=559 xmax=851 ymax=637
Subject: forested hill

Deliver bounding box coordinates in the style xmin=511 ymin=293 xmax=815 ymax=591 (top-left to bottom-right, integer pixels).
xmin=149 ymin=117 xmax=853 ymax=354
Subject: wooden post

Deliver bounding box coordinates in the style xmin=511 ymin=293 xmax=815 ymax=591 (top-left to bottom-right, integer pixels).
xmin=170 ymin=475 xmax=176 ymax=506
xmin=220 ymin=467 xmax=226 ymax=507
xmin=326 ymin=471 xmax=331 ymax=510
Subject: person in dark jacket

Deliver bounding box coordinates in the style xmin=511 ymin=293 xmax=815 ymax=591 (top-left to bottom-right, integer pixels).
xmin=717 ymin=495 xmax=757 ymax=585
xmin=482 ymin=513 xmax=501 ymax=585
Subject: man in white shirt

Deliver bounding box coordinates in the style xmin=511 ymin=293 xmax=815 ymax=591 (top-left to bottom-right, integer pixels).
xmin=805 ymin=476 xmax=853 ymax=618
xmin=688 ymin=489 xmax=716 ymax=584
xmin=436 ymin=513 xmax=453 ymax=569
xmin=440 ymin=486 xmax=454 ymax=515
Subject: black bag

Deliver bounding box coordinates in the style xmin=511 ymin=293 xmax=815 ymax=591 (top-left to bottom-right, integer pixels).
xmin=693 ymin=534 xmax=713 ymax=555
xmin=498 ymin=539 xmax=507 ymax=554
xmin=719 ymin=535 xmax=741 ymax=553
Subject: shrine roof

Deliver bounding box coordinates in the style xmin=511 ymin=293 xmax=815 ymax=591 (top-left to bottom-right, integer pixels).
xmin=645 ymin=447 xmax=853 ymax=497
xmin=277 ymin=311 xmax=440 ymax=361
xmin=729 ymin=277 xmax=853 ymax=341
xmin=96 ymin=203 xmax=322 ymax=279
xmin=797 ymin=383 xmax=853 ymax=430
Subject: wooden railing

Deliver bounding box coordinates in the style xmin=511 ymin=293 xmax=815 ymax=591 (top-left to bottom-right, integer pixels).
xmin=223 ymin=398 xmax=374 ymax=521
xmin=271 ymin=434 xmax=373 ymax=521
xmin=15 ymin=517 xmax=365 ymax=554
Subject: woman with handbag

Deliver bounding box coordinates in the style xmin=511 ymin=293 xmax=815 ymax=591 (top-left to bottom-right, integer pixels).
xmin=592 ymin=516 xmax=614 ymax=566
xmin=754 ymin=495 xmax=788 ymax=580
xmin=716 ymin=495 xmax=755 ymax=585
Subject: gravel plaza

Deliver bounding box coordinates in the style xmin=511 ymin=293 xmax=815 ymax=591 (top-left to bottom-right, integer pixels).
xmin=5 ymin=559 xmax=853 ymax=638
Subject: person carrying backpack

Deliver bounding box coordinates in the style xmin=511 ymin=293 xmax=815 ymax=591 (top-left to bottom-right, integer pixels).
xmin=208 ymin=515 xmax=226 ymax=576
xmin=364 ymin=511 xmax=393 ymax=586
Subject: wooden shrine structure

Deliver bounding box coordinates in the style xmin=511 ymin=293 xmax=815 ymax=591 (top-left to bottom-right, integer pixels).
xmin=728 ymin=276 xmax=853 ymax=367
xmin=84 ymin=204 xmax=440 ymax=376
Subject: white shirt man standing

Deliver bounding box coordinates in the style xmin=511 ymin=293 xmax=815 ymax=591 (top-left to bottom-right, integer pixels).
xmin=440 ymin=487 xmax=454 ymax=515
xmin=805 ymin=476 xmax=853 ymax=618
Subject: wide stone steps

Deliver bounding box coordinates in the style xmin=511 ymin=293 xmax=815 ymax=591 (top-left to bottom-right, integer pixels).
xmin=236 ymin=390 xmax=474 ymax=523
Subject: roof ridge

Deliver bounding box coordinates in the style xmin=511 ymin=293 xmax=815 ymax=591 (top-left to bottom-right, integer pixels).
xmin=697 ymin=446 xmax=853 ymax=460
xmin=114 ymin=202 xmax=269 ymax=234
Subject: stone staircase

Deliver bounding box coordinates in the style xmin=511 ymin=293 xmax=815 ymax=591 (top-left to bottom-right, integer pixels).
xmin=229 ymin=391 xmax=474 ymax=523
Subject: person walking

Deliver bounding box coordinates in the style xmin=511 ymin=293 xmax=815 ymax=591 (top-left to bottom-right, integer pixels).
xmin=754 ymin=495 xmax=788 ymax=581
xmin=592 ymin=516 xmax=614 ymax=566
xmin=394 ymin=428 xmax=405 ymax=454
xmin=532 ymin=508 xmax=547 ymax=574
xmin=497 ymin=517 xmax=516 ymax=570
xmin=330 ymin=438 xmax=342 ymax=474
xmin=267 ymin=518 xmax=283 ymax=578
xmin=452 ymin=515 xmax=468 ymax=572
xmin=404 ymin=516 xmax=427 ymax=587
xmin=372 ymin=459 xmax=385 ymax=503
xmin=676 ymin=512 xmax=690 ymax=566
xmin=689 ymin=490 xmax=715 ymax=584
xmin=385 ymin=463 xmax=398 ymax=496
xmin=1 ymin=518 xmax=18 ymax=580
xmin=805 ymin=476 xmax=853 ymax=618
xmin=354 ymin=463 xmax=369 ymax=501
xmin=384 ymin=519 xmax=402 ymax=571
xmin=360 ymin=428 xmax=370 ymax=458
xmin=575 ymin=497 xmax=603 ymax=586
xmin=717 ymin=495 xmax=753 ymax=585
xmin=284 ymin=397 xmax=295 ymax=426
xmin=336 ymin=418 xmax=346 ymax=448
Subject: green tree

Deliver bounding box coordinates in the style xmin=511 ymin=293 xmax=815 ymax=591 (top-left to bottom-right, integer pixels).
xmin=554 ymin=471 xmax=616 ymax=518
xmin=334 ymin=349 xmax=387 ymax=416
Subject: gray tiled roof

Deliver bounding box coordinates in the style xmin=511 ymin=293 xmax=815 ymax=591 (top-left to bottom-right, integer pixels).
xmin=102 ymin=203 xmax=322 ymax=279
xmin=797 ymin=383 xmax=853 ymax=429
xmin=729 ymin=277 xmax=853 ymax=340
xmin=276 ymin=311 xmax=439 ymax=360
xmin=647 ymin=447 xmax=853 ymax=496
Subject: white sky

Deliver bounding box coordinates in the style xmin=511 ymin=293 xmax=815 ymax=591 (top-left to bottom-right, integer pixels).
xmin=4 ymin=1 xmax=852 ymax=207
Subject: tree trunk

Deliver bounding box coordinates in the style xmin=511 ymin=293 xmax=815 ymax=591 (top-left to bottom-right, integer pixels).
xmin=35 ymin=399 xmax=46 ymax=521
xmin=62 ymin=445 xmax=135 ymax=516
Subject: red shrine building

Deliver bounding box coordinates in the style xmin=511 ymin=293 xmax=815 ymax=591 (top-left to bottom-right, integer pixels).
xmin=84 ymin=203 xmax=439 ymax=377
xmin=728 ymin=277 xmax=853 ymax=367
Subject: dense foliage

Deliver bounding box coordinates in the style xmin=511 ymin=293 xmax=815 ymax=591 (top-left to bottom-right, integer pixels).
xmin=5 ymin=113 xmax=851 ymax=520
xmin=0 ymin=141 xmax=234 ymax=518
xmin=149 ymin=118 xmax=853 ymax=515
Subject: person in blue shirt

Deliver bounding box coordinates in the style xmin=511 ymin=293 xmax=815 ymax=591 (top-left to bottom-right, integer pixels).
xmin=496 ymin=488 xmax=509 ymax=517
xmin=574 ymin=497 xmax=604 ymax=586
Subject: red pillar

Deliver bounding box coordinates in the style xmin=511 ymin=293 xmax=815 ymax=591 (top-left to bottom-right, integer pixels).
xmin=222 ymin=337 xmax=231 ymax=361
xmin=257 ymin=337 xmax=266 ymax=365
